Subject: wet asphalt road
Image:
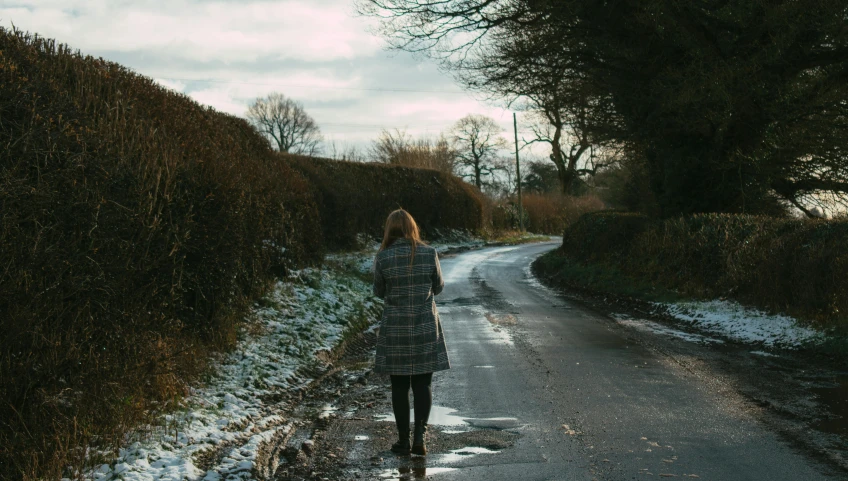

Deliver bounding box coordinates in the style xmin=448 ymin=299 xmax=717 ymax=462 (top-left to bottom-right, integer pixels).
xmin=425 ymin=241 xmax=835 ymax=481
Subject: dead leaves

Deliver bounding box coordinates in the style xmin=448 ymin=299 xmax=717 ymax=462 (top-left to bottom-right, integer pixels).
xmin=561 ymin=424 xmax=582 ymax=436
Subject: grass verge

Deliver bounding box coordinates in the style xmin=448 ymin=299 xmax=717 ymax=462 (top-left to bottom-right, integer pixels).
xmin=534 ymin=249 xmax=848 ymax=363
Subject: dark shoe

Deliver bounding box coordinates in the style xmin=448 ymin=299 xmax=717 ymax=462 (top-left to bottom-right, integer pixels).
xmin=411 ymin=421 xmax=427 ymax=456
xmin=391 ymin=429 xmax=410 ymax=455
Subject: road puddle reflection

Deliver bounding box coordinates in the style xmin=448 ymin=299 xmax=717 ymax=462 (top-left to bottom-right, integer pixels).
xmin=378 ymin=466 xmax=457 ymax=479
xmin=464 ymin=417 xmax=520 ymax=430
xmin=376 ymin=445 xmax=501 ymax=479
xmin=437 ymin=446 xmax=500 ymax=463
xmin=375 ymin=405 xmax=469 ymax=426
xmin=375 ymin=406 xmax=521 ymax=432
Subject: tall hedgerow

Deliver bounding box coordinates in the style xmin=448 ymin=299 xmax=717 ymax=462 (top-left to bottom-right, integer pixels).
xmin=284 ymin=154 xmax=487 ymax=249
xmin=0 ymin=28 xmax=321 ymax=479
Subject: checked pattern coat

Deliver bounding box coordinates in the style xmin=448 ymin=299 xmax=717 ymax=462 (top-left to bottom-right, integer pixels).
xmin=373 ymin=239 xmax=450 ymax=375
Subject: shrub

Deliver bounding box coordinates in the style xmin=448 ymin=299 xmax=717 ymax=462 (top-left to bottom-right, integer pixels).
xmin=0 ymin=28 xmax=321 ymax=479
xmin=522 ymin=194 xmax=605 ymax=235
xmin=559 ymin=212 xmax=848 ymax=327
xmin=284 ymin=154 xmax=487 ymax=249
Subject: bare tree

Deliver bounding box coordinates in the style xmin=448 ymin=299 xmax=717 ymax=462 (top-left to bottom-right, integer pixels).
xmin=523 ymin=92 xmax=617 ymax=195
xmin=371 ymin=129 xmax=457 ymax=174
xmin=246 ymin=93 xmax=323 ymax=156
xmin=451 ymin=114 xmax=507 ymax=189
xmin=371 ymin=128 xmax=412 ymax=164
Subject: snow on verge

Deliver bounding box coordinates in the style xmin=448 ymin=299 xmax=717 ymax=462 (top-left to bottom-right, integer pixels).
xmin=83 ymin=267 xmax=380 ymax=481
xmin=658 ymin=299 xmax=826 ymax=348
xmin=612 ymin=314 xmax=724 ymax=345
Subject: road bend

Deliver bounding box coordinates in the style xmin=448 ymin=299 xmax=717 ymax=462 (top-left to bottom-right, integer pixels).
xmin=426 ymin=241 xmax=832 ymax=481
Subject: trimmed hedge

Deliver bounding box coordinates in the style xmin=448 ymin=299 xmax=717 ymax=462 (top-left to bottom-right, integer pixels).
xmin=0 ymin=29 xmax=321 ymax=479
xmin=558 ymin=212 xmax=848 ymax=327
xmin=284 ymin=154 xmax=487 ymax=249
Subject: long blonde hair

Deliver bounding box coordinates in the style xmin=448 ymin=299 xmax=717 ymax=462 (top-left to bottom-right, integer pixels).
xmin=380 ymin=209 xmax=424 ymax=264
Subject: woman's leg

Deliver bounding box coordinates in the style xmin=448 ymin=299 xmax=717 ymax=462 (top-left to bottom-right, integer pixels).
xmin=410 ymin=373 xmax=433 ymax=455
xmin=410 ymin=373 xmax=433 ymax=424
xmin=390 ymin=375 xmax=412 ymax=454
xmin=390 ymin=375 xmax=412 ymax=427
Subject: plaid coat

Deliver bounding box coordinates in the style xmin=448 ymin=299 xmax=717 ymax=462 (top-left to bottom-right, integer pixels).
xmin=373 ymin=239 xmax=450 ymax=375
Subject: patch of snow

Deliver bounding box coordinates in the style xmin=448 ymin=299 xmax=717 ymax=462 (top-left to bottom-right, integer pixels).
xmin=750 ymin=350 xmax=779 ymax=358
xmin=658 ymin=299 xmax=826 ymax=348
xmin=613 ymin=315 xmax=724 ymax=345
xmin=85 ymin=266 xmax=380 ymax=481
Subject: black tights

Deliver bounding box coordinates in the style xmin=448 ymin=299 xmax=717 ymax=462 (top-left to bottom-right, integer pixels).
xmin=390 ymin=373 xmax=433 ymax=430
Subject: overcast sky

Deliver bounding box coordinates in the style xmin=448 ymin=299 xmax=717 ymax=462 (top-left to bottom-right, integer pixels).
xmin=1 ymin=0 xmax=528 ymax=155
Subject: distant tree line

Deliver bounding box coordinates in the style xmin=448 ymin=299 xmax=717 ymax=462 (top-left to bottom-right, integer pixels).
xmin=246 ymin=93 xmax=526 ymax=198
xmin=357 ymin=0 xmax=848 ymax=217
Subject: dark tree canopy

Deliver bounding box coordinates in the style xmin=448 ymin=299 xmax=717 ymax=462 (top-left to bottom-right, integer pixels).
xmin=521 ymin=161 xmax=560 ymax=194
xmin=360 ymin=0 xmax=848 ymax=217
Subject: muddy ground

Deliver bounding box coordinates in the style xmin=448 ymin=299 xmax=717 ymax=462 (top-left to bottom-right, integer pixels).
xmin=253 ymin=330 xmax=519 ymax=481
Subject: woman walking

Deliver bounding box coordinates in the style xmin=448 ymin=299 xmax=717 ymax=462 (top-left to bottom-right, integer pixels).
xmin=373 ymin=209 xmax=450 ymax=456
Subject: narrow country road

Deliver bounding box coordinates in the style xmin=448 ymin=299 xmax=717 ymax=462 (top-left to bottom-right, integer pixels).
xmin=423 ymin=241 xmax=834 ymax=480
xmin=279 ymin=241 xmax=844 ymax=480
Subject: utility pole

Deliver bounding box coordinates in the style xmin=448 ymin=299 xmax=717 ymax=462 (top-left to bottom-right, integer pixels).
xmin=514 ymin=112 xmax=524 ymax=232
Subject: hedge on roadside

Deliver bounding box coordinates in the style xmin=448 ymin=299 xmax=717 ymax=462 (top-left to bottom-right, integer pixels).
xmin=521 ymin=194 xmax=605 ymax=235
xmin=0 ymin=28 xmax=322 ymax=479
xmin=284 ymin=154 xmax=487 ymax=250
xmin=558 ymin=212 xmax=848 ymax=327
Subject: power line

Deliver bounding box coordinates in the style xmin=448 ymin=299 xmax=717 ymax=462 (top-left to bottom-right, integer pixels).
xmin=152 ymin=75 xmax=470 ymax=95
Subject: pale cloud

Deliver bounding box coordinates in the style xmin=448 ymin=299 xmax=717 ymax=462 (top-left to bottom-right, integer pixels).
xmin=1 ymin=0 xmax=380 ymax=63
xmin=153 ymin=78 xmax=187 ymax=93
xmin=1 ymin=0 xmax=523 ymax=153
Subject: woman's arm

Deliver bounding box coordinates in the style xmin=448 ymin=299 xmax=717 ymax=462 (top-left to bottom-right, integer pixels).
xmin=373 ymin=256 xmax=386 ymax=299
xmin=432 ymin=251 xmax=444 ymax=296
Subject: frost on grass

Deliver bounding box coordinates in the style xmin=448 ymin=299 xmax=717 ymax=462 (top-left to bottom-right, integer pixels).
xmin=612 ymin=315 xmax=724 ymax=345
xmin=85 ymin=267 xmax=379 ymax=481
xmin=658 ymin=299 xmax=826 ymax=348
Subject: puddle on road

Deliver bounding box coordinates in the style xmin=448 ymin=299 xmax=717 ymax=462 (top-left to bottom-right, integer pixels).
xmin=375 ymin=406 xmax=468 ymax=427
xmin=378 ymin=467 xmax=457 ymax=479
xmin=812 ymin=376 xmax=848 ymax=436
xmin=375 ymin=447 xmax=501 ymax=479
xmin=437 ymin=446 xmax=500 ymax=463
xmin=464 ymin=417 xmax=520 ymax=430
xmin=375 ymin=406 xmax=522 ymax=432
xmin=472 ymin=365 xmax=495 ymax=369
